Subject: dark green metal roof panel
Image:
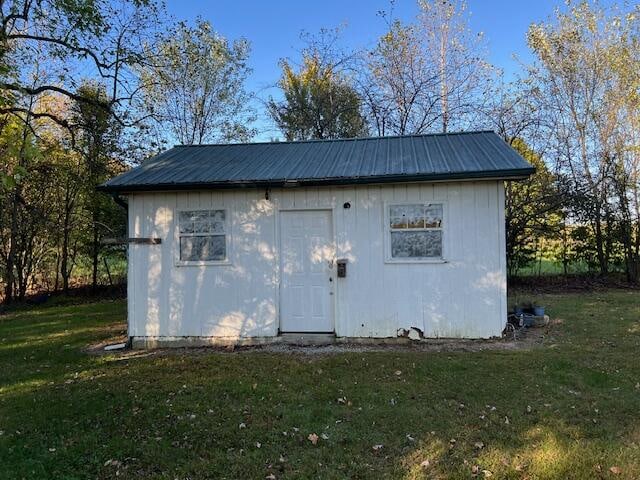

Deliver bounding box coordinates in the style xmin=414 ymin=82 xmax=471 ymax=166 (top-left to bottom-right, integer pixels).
xmin=100 ymin=131 xmax=534 ymax=192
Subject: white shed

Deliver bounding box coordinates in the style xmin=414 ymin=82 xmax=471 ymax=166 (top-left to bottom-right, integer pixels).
xmin=101 ymin=131 xmax=534 ymax=346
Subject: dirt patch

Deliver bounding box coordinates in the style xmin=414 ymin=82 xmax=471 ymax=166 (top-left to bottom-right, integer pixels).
xmin=86 ymin=322 xmax=553 ymax=359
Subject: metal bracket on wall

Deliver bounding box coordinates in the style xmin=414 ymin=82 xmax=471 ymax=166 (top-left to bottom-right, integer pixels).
xmin=127 ymin=238 xmax=162 ymax=245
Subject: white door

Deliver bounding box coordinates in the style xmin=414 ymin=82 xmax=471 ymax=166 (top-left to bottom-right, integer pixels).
xmin=280 ymin=210 xmax=335 ymax=332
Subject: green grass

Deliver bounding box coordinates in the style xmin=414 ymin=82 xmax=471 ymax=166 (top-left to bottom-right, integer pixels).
xmin=1 ymin=291 xmax=640 ymax=479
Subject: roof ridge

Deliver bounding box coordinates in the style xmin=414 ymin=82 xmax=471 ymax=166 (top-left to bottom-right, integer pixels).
xmin=173 ymin=130 xmax=497 ymax=148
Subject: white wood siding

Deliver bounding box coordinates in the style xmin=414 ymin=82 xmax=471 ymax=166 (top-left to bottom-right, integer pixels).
xmin=127 ymin=181 xmax=507 ymax=339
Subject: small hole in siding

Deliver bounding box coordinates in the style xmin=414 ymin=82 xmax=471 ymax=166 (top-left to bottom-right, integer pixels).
xmin=343 ymin=202 xmax=351 ymax=209
xmin=361 ymin=323 xmax=364 ymax=327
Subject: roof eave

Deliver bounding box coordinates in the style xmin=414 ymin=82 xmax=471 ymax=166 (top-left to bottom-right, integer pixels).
xmin=97 ymin=167 xmax=535 ymax=194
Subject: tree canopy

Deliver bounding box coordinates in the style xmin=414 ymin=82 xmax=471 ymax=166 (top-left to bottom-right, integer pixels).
xmin=268 ymin=54 xmax=367 ymax=141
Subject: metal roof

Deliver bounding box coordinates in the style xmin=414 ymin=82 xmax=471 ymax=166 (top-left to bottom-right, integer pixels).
xmin=100 ymin=131 xmax=534 ymax=193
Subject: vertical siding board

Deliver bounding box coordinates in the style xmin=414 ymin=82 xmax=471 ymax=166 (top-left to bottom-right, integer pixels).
xmin=127 ymin=195 xmax=138 ymax=336
xmin=139 ymin=194 xmax=152 ymax=336
xmin=497 ymin=182 xmax=507 ymax=335
xmin=473 ymin=182 xmax=492 ymax=336
xmin=351 ymin=186 xmax=370 ymax=336
xmin=367 ymin=185 xmax=385 ymax=336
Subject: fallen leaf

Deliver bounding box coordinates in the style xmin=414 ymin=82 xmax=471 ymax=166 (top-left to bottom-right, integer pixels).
xmin=239 ymin=423 xmax=246 ymax=429
xmin=255 ymin=442 xmax=261 ymax=448
xmin=483 ymin=470 xmax=493 ymax=477
xmin=474 ymin=441 xmax=484 ymax=449
xmin=394 ymin=370 xmax=402 ymax=376
xmin=308 ymin=433 xmax=319 ymax=445
xmin=406 ymin=434 xmax=415 ymax=442
xmin=265 ymin=474 xmax=276 ymax=480
xmin=372 ymin=444 xmax=384 ymax=451
xmin=321 ymin=433 xmax=329 ymax=440
xmin=610 ymin=466 xmax=622 ymax=475
xmin=420 ymin=459 xmax=430 ymax=469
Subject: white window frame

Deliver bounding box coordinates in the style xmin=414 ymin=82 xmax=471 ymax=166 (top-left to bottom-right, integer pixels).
xmin=383 ymin=201 xmax=447 ymax=264
xmin=175 ymin=208 xmax=232 ymax=266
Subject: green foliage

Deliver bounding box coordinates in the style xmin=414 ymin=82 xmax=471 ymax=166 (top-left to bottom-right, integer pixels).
xmin=72 ymin=82 xmax=126 ymax=289
xmin=269 ymin=54 xmax=367 ymax=140
xmin=505 ymin=139 xmax=563 ymax=275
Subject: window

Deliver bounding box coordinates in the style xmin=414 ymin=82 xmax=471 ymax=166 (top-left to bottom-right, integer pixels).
xmin=178 ymin=210 xmax=227 ymax=262
xmin=388 ymin=203 xmax=443 ymax=260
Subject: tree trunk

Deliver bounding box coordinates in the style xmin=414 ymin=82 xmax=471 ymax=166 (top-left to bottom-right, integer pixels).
xmin=61 ymin=198 xmax=73 ymax=292
xmin=91 ymin=218 xmax=99 ymax=291
xmin=61 ymin=220 xmax=70 ymax=292
xmin=4 ymin=188 xmax=18 ymax=304
xmin=593 ymin=215 xmax=608 ymax=275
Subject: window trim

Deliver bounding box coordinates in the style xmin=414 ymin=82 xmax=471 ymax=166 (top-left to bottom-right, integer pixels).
xmin=175 ymin=207 xmax=232 ymax=266
xmin=383 ymin=200 xmax=447 ymax=264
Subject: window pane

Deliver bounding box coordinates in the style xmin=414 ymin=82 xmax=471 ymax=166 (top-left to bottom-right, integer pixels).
xmin=391 ymin=231 xmax=442 ymax=258
xmin=425 ymin=204 xmax=443 ymax=228
xmin=179 ymin=211 xmax=196 ymax=233
xmin=389 ymin=205 xmax=408 ymax=229
xmin=180 ymin=235 xmax=226 ymax=261
xmin=193 ymin=221 xmax=210 ymax=233
xmin=180 ymin=209 xmax=226 ymax=234
xmin=210 ymin=210 xmax=225 ymax=233
xmin=405 ymin=204 xmax=425 ymax=228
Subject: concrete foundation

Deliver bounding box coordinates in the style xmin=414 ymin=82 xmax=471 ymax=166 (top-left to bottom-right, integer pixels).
xmin=130 ymin=334 xmax=419 ymax=349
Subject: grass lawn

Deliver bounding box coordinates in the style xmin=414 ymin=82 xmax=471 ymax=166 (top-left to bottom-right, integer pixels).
xmin=1 ymin=291 xmax=640 ymax=479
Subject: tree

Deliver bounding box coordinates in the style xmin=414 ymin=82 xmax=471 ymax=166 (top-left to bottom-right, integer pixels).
xmin=360 ymin=2 xmax=491 ymax=136
xmin=268 ymin=54 xmax=367 ymax=140
xmin=527 ymin=0 xmax=640 ymax=278
xmin=418 ymin=0 xmax=493 ymax=133
xmin=0 ymin=110 xmax=65 ymax=301
xmin=360 ymin=19 xmax=440 ymax=136
xmin=0 ymin=0 xmax=163 ymax=131
xmin=504 ymin=139 xmax=563 ymax=276
xmin=139 ymin=18 xmax=255 ymax=145
xmin=72 ymin=82 xmax=125 ymax=290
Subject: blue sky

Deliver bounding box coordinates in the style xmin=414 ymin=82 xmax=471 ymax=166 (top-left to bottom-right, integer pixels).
xmin=161 ymin=0 xmax=575 ymax=139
